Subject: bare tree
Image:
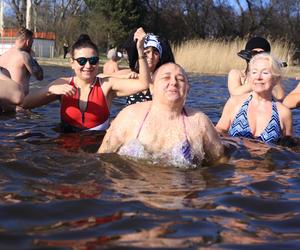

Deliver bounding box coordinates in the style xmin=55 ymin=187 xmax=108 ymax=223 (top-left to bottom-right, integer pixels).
xmin=32 ymin=0 xmax=42 ymax=32
xmin=9 ymin=0 xmax=27 ymax=27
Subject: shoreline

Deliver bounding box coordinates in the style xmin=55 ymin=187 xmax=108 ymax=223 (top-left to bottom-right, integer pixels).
xmin=37 ymin=57 xmax=300 ymax=79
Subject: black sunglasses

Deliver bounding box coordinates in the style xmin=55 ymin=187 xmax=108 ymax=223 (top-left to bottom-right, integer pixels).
xmin=74 ymin=56 xmax=99 ymax=66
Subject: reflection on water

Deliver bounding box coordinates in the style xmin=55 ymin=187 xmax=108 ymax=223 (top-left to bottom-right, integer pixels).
xmin=0 ymin=65 xmax=300 ymax=249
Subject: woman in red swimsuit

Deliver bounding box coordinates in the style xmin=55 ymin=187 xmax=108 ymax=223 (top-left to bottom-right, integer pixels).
xmin=22 ymin=28 xmax=151 ymax=132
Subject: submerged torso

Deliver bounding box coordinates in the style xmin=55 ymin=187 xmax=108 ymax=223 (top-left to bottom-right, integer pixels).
xmin=60 ymin=77 xmax=110 ymax=132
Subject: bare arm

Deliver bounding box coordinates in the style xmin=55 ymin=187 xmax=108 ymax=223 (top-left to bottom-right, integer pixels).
xmin=23 ymin=52 xmax=44 ymax=80
xmin=98 ymin=69 xmax=138 ymax=79
xmin=98 ymin=109 xmax=128 ymax=153
xmin=228 ymin=69 xmax=251 ymax=96
xmin=103 ymin=28 xmax=151 ymax=97
xmin=283 ymin=82 xmax=300 ymax=109
xmin=0 ymin=74 xmax=24 ymax=105
xmin=215 ymin=97 xmax=235 ymax=133
xmin=277 ymin=103 xmax=293 ymax=136
xmin=202 ymin=114 xmax=225 ymax=163
xmin=22 ymin=78 xmax=76 ymax=109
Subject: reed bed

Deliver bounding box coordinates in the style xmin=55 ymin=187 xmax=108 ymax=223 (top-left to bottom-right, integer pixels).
xmin=173 ymin=38 xmax=295 ymax=75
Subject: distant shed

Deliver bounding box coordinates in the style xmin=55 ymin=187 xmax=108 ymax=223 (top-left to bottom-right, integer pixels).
xmin=0 ymin=28 xmax=55 ymax=58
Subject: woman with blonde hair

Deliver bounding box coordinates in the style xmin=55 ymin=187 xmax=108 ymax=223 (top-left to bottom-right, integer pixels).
xmin=217 ymin=53 xmax=292 ymax=143
xmin=228 ymin=37 xmax=285 ymax=101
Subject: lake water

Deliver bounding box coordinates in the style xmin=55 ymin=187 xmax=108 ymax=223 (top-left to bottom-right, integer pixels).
xmin=1 ymin=65 xmax=300 ymax=249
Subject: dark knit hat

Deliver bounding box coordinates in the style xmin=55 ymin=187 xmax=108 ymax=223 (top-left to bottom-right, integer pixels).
xmin=245 ymin=37 xmax=271 ymax=52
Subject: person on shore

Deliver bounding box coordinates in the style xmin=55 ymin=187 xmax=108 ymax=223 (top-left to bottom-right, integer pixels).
xmin=228 ymin=37 xmax=285 ymax=101
xmin=103 ymin=48 xmax=122 ymax=74
xmin=0 ymin=27 xmax=43 ymax=96
xmin=216 ymin=53 xmax=292 ymax=143
xmin=100 ymin=32 xmax=175 ymax=105
xmin=98 ymin=63 xmax=224 ymax=166
xmin=283 ymin=77 xmax=300 ymax=109
xmin=22 ymin=28 xmax=151 ymax=133
xmin=0 ymin=72 xmax=24 ymax=113
xmin=63 ymin=42 xmax=69 ymax=59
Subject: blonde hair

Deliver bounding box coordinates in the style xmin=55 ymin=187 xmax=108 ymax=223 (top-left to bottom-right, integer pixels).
xmin=248 ymin=53 xmax=282 ymax=79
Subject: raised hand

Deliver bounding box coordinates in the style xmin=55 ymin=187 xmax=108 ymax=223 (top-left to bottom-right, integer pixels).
xmin=134 ymin=27 xmax=146 ymax=56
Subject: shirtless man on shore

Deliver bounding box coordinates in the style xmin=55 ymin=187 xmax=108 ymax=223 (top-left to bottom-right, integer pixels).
xmin=0 ymin=27 xmax=43 ymax=96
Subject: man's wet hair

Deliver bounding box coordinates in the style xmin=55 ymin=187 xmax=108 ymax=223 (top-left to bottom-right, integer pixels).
xmin=17 ymin=27 xmax=33 ymax=40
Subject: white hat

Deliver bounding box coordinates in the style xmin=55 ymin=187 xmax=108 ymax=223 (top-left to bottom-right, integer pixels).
xmin=144 ymin=34 xmax=162 ymax=58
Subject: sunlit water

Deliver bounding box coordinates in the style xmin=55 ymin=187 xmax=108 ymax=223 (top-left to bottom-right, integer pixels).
xmin=1 ymin=65 xmax=300 ymax=249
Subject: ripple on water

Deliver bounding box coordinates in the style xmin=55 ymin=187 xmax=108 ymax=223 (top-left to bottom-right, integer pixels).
xmin=0 ymin=68 xmax=300 ymax=248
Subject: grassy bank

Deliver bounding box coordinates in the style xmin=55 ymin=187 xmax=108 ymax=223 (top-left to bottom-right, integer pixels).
xmin=173 ymin=38 xmax=297 ymax=77
xmin=38 ymin=38 xmax=300 ymax=78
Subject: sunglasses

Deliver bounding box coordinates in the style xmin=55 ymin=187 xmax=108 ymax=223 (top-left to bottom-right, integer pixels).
xmin=74 ymin=56 xmax=99 ymax=66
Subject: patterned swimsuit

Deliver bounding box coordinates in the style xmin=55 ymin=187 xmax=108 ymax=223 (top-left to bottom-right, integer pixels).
xmin=126 ymin=89 xmax=152 ymax=105
xmin=228 ymin=95 xmax=281 ymax=143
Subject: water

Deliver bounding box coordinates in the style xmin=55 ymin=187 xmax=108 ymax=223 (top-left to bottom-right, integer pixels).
xmin=1 ymin=65 xmax=300 ymax=249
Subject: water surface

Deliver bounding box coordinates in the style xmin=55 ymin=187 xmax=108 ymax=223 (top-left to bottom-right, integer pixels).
xmin=0 ymin=65 xmax=300 ymax=249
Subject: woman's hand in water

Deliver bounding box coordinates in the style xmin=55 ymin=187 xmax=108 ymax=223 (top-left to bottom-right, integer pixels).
xmin=48 ymin=79 xmax=76 ymax=97
xmin=134 ymin=27 xmax=146 ymax=57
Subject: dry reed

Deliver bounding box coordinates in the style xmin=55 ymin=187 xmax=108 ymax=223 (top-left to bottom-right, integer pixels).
xmin=173 ymin=38 xmax=295 ymax=75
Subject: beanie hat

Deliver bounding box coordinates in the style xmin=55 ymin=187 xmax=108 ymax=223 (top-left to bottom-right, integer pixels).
xmin=144 ymin=34 xmax=162 ymax=58
xmin=245 ymin=37 xmax=271 ymax=52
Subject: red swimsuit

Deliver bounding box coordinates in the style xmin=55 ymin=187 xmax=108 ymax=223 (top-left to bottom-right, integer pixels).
xmin=60 ymin=77 xmax=109 ymax=131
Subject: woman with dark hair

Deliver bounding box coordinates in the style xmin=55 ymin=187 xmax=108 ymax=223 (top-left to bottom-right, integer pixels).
xmin=101 ymin=31 xmax=175 ymax=105
xmin=228 ymin=37 xmax=285 ymax=101
xmin=22 ymin=28 xmax=151 ymax=132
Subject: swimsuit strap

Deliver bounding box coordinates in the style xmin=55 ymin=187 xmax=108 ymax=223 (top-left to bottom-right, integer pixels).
xmin=136 ymin=106 xmax=151 ymax=139
xmin=181 ymin=107 xmax=193 ymax=162
xmin=69 ymin=76 xmax=75 ymax=86
xmin=182 ymin=107 xmax=189 ymax=142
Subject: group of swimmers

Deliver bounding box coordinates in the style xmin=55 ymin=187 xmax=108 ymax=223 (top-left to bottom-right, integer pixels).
xmin=0 ymin=27 xmax=299 ymax=166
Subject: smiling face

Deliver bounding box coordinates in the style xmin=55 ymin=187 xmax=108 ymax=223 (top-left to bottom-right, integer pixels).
xmin=71 ymin=47 xmax=99 ymax=82
xmin=152 ymin=63 xmax=189 ymax=106
xmin=248 ymin=57 xmax=274 ymax=93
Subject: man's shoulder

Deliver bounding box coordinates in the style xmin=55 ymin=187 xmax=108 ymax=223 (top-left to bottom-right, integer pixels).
xmin=19 ymin=50 xmax=32 ymax=60
xmin=0 ymin=48 xmax=20 ymax=59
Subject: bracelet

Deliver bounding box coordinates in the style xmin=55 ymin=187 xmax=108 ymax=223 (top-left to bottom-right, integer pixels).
xmin=138 ymin=55 xmax=146 ymax=59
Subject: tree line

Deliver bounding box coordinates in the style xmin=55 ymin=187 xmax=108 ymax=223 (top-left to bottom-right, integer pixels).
xmin=4 ymin=0 xmax=300 ymax=56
